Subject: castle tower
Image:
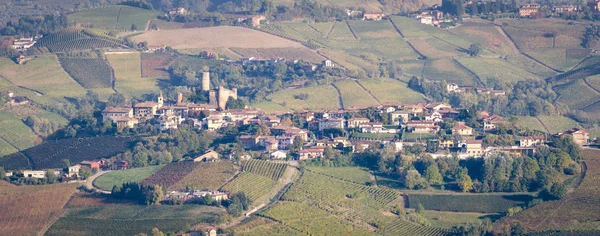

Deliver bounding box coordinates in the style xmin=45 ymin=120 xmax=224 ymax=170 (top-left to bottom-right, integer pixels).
xmin=202 ymin=72 xmax=210 ymax=91
xmin=177 ymin=92 xmax=183 ymax=104
xmin=158 ymin=91 xmax=164 ymax=107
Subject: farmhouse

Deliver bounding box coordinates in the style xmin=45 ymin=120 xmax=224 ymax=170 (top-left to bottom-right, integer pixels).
xmin=191 ymin=226 xmax=217 ymax=236
xmin=347 ymin=117 xmax=370 ymax=128
xmin=425 ymin=102 xmax=451 ymax=112
xmin=558 ymin=128 xmax=589 ymax=146
xmin=461 ymin=139 xmax=483 ymax=156
xmin=363 ymin=12 xmax=385 ymax=20
xmin=553 ymin=5 xmax=578 ymax=13
xmin=23 ymin=170 xmax=46 ymax=178
xmin=298 ymin=148 xmax=325 ymax=160
xmin=519 ymin=4 xmax=539 ymax=17
xmin=68 ymin=165 xmax=81 ymax=175
xmin=519 ymin=136 xmax=545 ymax=147
xmin=483 ymin=114 xmax=507 ymax=131
xmin=317 ymin=118 xmax=345 ymax=131
xmin=391 ymin=111 xmax=410 ymax=124
xmin=80 ymin=160 xmax=101 ymax=170
xmin=425 ymin=112 xmax=442 ymax=123
xmin=192 ymin=190 xmax=229 ymax=201
xmin=169 ymin=7 xmax=188 ymax=15
xmin=270 ymin=150 xmax=287 ymax=159
xmin=452 ymin=123 xmax=474 ymax=136
xmin=321 ymin=60 xmax=334 ymax=68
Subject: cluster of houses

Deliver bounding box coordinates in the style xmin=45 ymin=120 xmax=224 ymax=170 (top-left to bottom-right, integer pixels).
xmin=446 ymin=83 xmax=506 ymax=96
xmin=413 ymin=10 xmax=451 ymax=27
xmin=8 ymin=35 xmax=42 ymax=51
xmin=6 ymin=159 xmax=129 ymax=179
xmin=519 ymin=2 xmax=600 ymax=17
xmin=164 ymin=190 xmax=229 ymax=202
xmin=2 ymin=90 xmax=29 ymax=105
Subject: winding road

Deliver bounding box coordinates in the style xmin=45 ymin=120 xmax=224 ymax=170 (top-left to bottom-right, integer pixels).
xmin=85 ymin=170 xmax=111 ymax=194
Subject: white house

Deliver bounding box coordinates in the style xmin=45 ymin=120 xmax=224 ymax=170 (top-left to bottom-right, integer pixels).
xmin=270 ymin=150 xmax=288 ymax=159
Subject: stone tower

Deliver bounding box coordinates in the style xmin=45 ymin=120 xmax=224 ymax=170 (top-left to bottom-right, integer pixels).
xmin=202 ymin=72 xmax=210 ymax=91
xmin=157 ymin=91 xmax=164 ymax=107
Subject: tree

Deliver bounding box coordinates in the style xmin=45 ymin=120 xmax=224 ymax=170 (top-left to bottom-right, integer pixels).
xmin=404 ymin=169 xmax=428 ymax=189
xmin=0 ymin=167 xmax=5 ymax=179
xmin=458 ymin=168 xmax=473 ymax=192
xmin=416 ymin=203 xmax=425 ymax=215
xmin=324 ymin=146 xmax=334 ymax=159
xmin=107 ymin=93 xmax=126 ymax=107
xmin=46 ymin=170 xmax=57 ymax=184
xmin=424 ymin=164 xmax=443 ymax=185
xmin=226 ymin=97 xmax=246 ymax=109
xmin=79 ymin=166 xmax=93 ymax=179
xmin=131 ymin=24 xmax=138 ymax=31
xmin=151 ymin=228 xmax=165 ymax=236
xmin=468 ymin=43 xmax=482 ymax=57
xmin=62 ymin=159 xmax=71 ymax=168
xmin=145 ymin=185 xmax=163 ymax=205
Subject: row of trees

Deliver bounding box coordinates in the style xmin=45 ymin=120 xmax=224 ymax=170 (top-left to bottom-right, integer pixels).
xmin=111 ymin=182 xmax=163 ymax=205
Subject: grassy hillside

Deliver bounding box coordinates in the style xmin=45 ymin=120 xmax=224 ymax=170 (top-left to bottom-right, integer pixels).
xmin=93 ymin=165 xmax=163 ymax=191
xmin=358 ymin=78 xmax=426 ymax=104
xmin=456 ymin=57 xmax=541 ymax=83
xmin=105 ymin=52 xmax=160 ymax=97
xmin=69 ymin=6 xmax=159 ymax=31
xmin=554 ymin=80 xmax=600 ymax=110
xmin=422 ymin=59 xmax=477 ymax=86
xmin=0 ymin=111 xmax=38 ymax=150
xmin=265 ymin=84 xmax=341 ymax=111
xmin=536 ymin=116 xmax=580 ymax=134
xmin=0 ymin=56 xmax=87 ymax=98
xmin=334 ymin=80 xmax=380 ymax=108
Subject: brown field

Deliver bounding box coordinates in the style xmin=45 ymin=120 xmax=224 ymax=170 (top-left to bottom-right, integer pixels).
xmin=131 ymin=26 xmax=305 ymax=49
xmin=494 ymin=149 xmax=600 ymax=232
xmin=230 ymin=47 xmax=325 ymax=63
xmin=67 ymin=193 xmax=133 ymax=208
xmin=0 ymin=181 xmax=78 ymax=235
xmin=140 ymin=53 xmax=172 ymax=78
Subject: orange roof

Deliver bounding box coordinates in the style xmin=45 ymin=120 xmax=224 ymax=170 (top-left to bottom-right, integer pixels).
xmin=452 ymin=124 xmax=472 ymax=130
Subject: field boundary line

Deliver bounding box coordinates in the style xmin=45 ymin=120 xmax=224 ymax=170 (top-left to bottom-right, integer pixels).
xmin=114 ymin=7 xmax=123 ymax=30
xmin=325 ymin=22 xmax=335 ymax=39
xmin=330 ymin=83 xmax=345 ymax=109
xmin=388 ymin=18 xmax=426 ymax=59
xmin=534 ymin=117 xmax=551 ymax=134
xmin=582 ymin=99 xmax=600 ymax=111
xmin=37 ymin=192 xmax=76 ymax=236
xmin=345 ymin=21 xmax=359 ymax=40
xmin=451 ymin=58 xmax=484 ymax=87
xmin=494 ymin=25 xmax=520 ymax=55
xmin=354 ymin=80 xmax=382 ymax=105
xmin=496 ymin=25 xmax=562 ymax=73
xmin=583 ymin=77 xmax=600 ymax=94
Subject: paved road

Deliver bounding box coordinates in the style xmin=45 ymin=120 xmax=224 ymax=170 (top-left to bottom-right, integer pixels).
xmin=85 ymin=170 xmax=111 ymax=194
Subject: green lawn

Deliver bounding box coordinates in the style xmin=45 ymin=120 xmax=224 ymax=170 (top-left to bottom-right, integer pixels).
xmin=0 ymin=56 xmax=87 ymax=98
xmin=555 ymin=80 xmax=600 ymax=110
xmin=424 ymin=210 xmax=501 ymax=229
xmin=513 ymin=116 xmax=547 ymax=133
xmin=536 ymin=116 xmax=581 ymax=134
xmin=93 ymin=165 xmax=163 ymax=191
xmin=266 ymin=84 xmax=341 ymax=111
xmin=0 ymin=111 xmax=38 ymax=150
xmin=457 ymin=57 xmax=541 ymax=84
xmin=357 ymin=78 xmax=425 ymax=104
xmin=105 ymin=52 xmax=160 ymax=98
xmin=334 ymin=80 xmax=380 ymax=108
xmin=305 ymin=166 xmax=373 ymax=184
xmin=69 ymin=6 xmax=159 ymax=31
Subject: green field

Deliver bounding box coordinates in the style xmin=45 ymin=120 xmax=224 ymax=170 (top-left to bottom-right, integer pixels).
xmin=526 ymin=49 xmax=585 ymax=72
xmin=555 ymin=80 xmax=600 ymax=110
xmin=424 ymin=210 xmax=501 ymax=229
xmin=58 ymin=57 xmax=114 ymax=89
xmin=0 ymin=138 xmax=17 ymax=156
xmin=422 ymin=59 xmax=477 ymax=86
xmin=250 ymin=101 xmax=289 ymax=113
xmin=0 ymin=111 xmax=38 ymax=150
xmin=233 ymin=216 xmax=304 ymax=236
xmin=504 ymin=54 xmax=557 ymax=78
xmin=348 ymin=20 xmax=400 ymax=39
xmin=69 ymin=6 xmax=159 ymax=31
xmin=266 ymin=84 xmax=341 ymax=111
xmin=407 ymin=193 xmax=534 ymax=213
xmin=260 ymin=201 xmax=373 ymax=235
xmin=408 ymin=37 xmax=462 ymax=59
xmin=357 ymin=79 xmax=425 ymax=104
xmin=305 ymin=166 xmax=373 ymax=184
xmin=0 ymin=56 xmax=87 ymax=98
xmin=585 ymin=75 xmax=600 ymax=91
xmin=513 ymin=116 xmax=548 ymax=133
xmin=328 ymin=21 xmax=356 ymax=40
xmin=536 ymin=116 xmax=581 ymax=134
xmin=93 ymin=165 xmax=163 ymax=191
xmin=47 ymin=205 xmax=224 ymax=236
xmin=448 ymin=24 xmax=517 ymax=55
xmin=457 ymin=57 xmax=541 ymax=83
xmin=220 ymin=172 xmax=278 ymax=202
xmin=105 ymin=52 xmax=160 ymax=97
xmin=334 ymin=80 xmax=380 ymax=108
xmin=397 ymin=60 xmax=426 ymax=77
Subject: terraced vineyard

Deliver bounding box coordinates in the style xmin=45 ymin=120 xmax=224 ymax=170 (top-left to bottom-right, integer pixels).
xmin=36 ymin=27 xmax=125 ymax=52
xmin=241 ymin=159 xmax=287 ymax=180
xmin=58 ymin=57 xmax=113 ymax=89
xmin=220 ymin=172 xmax=278 ymax=201
xmin=0 ymin=136 xmax=132 ymax=170
xmin=260 ymin=201 xmax=373 ymax=235
xmin=407 ymin=193 xmax=533 ymax=213
xmin=379 ymin=219 xmax=453 ymax=236
xmin=141 ymin=162 xmax=200 ymax=189
xmin=168 ymin=161 xmax=237 ymax=191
